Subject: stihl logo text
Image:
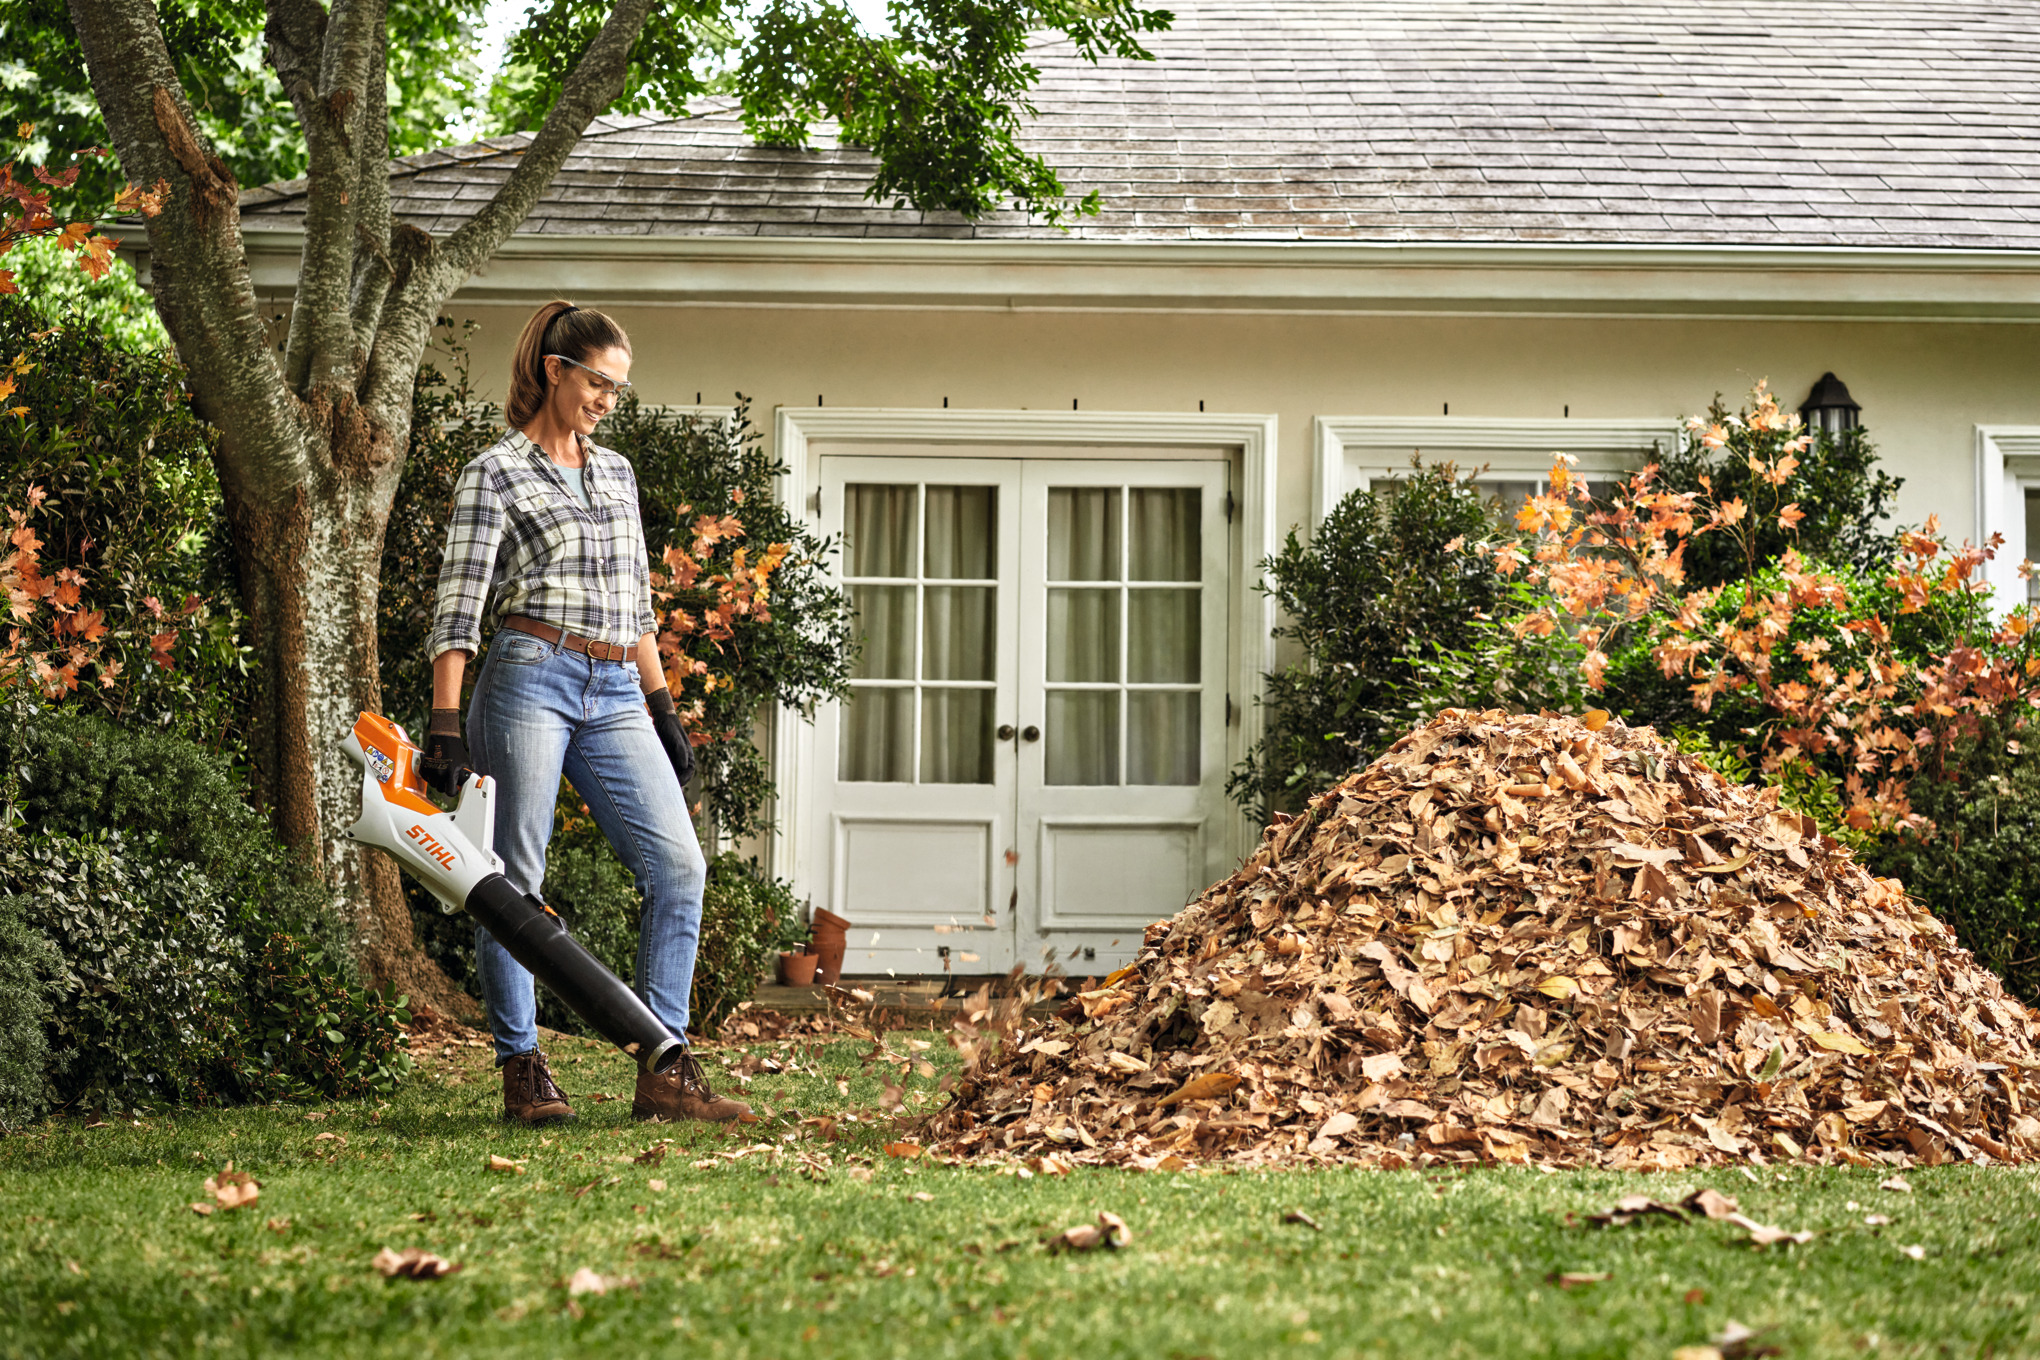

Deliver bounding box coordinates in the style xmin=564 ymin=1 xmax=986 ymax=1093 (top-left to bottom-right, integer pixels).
xmin=405 ymin=824 xmax=458 ymax=870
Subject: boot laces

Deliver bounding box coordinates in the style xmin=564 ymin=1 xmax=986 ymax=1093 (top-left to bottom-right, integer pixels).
xmin=529 ymin=1051 xmax=566 ymax=1102
xmin=674 ymin=1051 xmax=717 ymax=1097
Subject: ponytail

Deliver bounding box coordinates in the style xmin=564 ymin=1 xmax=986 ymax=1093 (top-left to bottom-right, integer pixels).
xmin=506 ymin=300 xmax=633 ymax=430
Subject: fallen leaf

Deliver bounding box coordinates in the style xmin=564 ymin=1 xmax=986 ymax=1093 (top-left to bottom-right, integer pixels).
xmin=1536 ymin=975 xmax=1578 ymax=1000
xmin=1046 ymin=1211 xmax=1132 ymax=1253
xmin=1681 ymin=1188 xmax=1739 ymax=1220
xmin=203 ymin=1168 xmax=260 ymax=1211
xmin=1899 ymin=1244 xmax=1926 ymax=1260
xmin=1552 ymin=1270 xmax=1611 ymax=1289
xmin=1809 ymin=1031 xmax=1871 ymax=1056
xmin=487 ymin=1155 xmax=527 ymax=1175
xmin=883 ymin=1142 xmax=924 ymax=1159
xmin=373 ymin=1247 xmax=461 ymax=1280
xmin=1156 ymin=1072 xmax=1241 ymax=1107
xmin=188 ymin=1202 xmax=214 ymax=1217
xmin=567 ymin=1267 xmax=609 ymax=1295
xmin=1283 ymin=1210 xmax=1323 ymax=1230
xmin=911 ymin=1191 xmax=935 ymax=1202
xmin=1879 ymin=1175 xmax=1913 ymax=1193
xmin=1864 ymin=1214 xmax=1891 ymax=1226
xmin=1583 ymin=709 xmax=1610 ymax=731
xmin=1726 ymin=1212 xmax=1813 ymax=1247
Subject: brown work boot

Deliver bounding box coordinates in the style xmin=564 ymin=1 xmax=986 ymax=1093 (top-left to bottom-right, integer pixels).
xmin=633 ymin=1050 xmax=757 ymax=1124
xmin=501 ymin=1049 xmax=574 ymax=1126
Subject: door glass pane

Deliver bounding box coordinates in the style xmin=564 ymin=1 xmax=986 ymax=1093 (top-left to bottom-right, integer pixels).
xmin=1047 ymin=588 xmax=1119 ymax=683
xmin=1127 ymin=691 xmax=1199 ymax=785
xmin=1129 ymin=488 xmax=1200 ymax=581
xmin=1482 ymin=479 xmax=1539 ymax=523
xmin=848 ymin=585 xmax=915 ymax=679
xmin=923 ymin=586 xmax=994 ymax=680
xmin=1128 ymin=589 xmax=1199 ymax=683
xmin=2027 ymin=489 xmax=2040 ymax=606
xmin=845 ymin=484 xmax=917 ymax=577
xmin=840 ymin=687 xmax=913 ymax=782
xmin=1047 ymin=488 xmax=1121 ymax=581
xmin=924 ymin=486 xmax=996 ymax=579
xmin=1046 ymin=690 xmax=1119 ymax=785
xmin=921 ymin=689 xmax=993 ymax=784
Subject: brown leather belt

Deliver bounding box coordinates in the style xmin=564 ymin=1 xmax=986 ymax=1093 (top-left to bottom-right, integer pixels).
xmin=500 ymin=614 xmax=634 ymax=665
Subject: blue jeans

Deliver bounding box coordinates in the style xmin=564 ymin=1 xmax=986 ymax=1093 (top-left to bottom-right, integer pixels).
xmin=465 ymin=628 xmax=706 ymax=1064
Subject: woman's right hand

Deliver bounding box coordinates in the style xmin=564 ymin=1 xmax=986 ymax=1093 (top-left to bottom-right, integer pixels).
xmin=420 ymin=707 xmax=471 ymax=795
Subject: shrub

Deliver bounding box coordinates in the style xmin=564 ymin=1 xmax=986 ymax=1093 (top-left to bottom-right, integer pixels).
xmin=9 ymin=705 xmax=343 ymax=961
xmin=228 ymin=934 xmax=413 ymax=1103
xmin=693 ymin=856 xmax=801 ymax=1038
xmin=0 ymin=891 xmax=59 ymax=1129
xmin=1865 ymin=715 xmax=2040 ymax=1003
xmin=0 ymin=294 xmax=249 ymax=750
xmin=2 ymin=234 xmax=170 ymax=353
xmin=1232 ymin=459 xmax=1505 ymax=820
xmin=1653 ymin=391 xmax=1902 ymax=587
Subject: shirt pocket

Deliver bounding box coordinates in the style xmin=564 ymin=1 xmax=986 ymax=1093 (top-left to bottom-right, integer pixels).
xmin=589 ymin=480 xmax=648 ymax=582
xmin=509 ymin=488 xmax=579 ymax=563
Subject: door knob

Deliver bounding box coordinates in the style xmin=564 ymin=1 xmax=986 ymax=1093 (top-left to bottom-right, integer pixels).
xmin=1021 ymin=725 xmax=1040 ymax=743
xmin=997 ymin=724 xmax=1016 ymax=741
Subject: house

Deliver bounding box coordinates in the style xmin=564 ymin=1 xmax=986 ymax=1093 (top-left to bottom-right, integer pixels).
xmin=223 ymin=0 xmax=2040 ymax=976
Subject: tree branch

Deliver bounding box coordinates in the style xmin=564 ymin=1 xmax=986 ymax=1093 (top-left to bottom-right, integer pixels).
xmin=68 ymin=0 xmax=313 ymax=510
xmin=265 ymin=0 xmax=329 ymax=392
xmin=290 ymin=0 xmax=380 ymax=397
xmin=360 ymin=0 xmax=657 ymax=424
xmin=347 ymin=23 xmax=393 ymax=370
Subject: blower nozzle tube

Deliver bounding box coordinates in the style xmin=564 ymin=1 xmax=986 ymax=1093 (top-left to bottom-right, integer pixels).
xmin=464 ymin=873 xmax=684 ymax=1076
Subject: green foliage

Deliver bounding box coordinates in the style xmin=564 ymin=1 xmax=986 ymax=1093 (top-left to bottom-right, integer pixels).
xmin=0 ymin=891 xmax=58 ymax=1129
xmin=0 ymin=236 xmax=168 ymax=353
xmin=6 ymin=827 xmax=248 ymax=1111
xmin=1232 ymin=460 xmax=1506 ymax=821
xmin=0 ymin=295 xmax=250 ymax=750
xmin=1864 ymin=716 xmax=2040 ymax=1005
xmin=693 ymin=854 xmax=802 ymax=1038
xmin=735 ymin=0 xmax=1171 ymax=222
xmin=228 ymin=934 xmax=414 ymax=1103
xmin=1655 ymin=400 xmax=1902 ymax=588
xmin=9 ymin=706 xmax=341 ymax=958
xmin=2 ymin=0 xmax=488 ymax=213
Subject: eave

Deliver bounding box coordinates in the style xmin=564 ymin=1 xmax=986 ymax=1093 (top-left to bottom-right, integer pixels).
xmin=112 ymin=226 xmax=2040 ymax=322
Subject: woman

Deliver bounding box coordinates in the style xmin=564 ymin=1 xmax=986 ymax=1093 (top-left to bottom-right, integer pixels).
xmin=423 ymin=300 xmax=750 ymax=1127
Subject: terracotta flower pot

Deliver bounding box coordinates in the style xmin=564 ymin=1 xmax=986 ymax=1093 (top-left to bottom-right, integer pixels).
xmin=778 ymin=950 xmax=819 ymax=987
xmin=810 ymin=908 xmax=851 ymax=985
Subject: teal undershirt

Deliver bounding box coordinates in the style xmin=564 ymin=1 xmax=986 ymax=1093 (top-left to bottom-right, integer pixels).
xmin=558 ymin=463 xmax=591 ymax=510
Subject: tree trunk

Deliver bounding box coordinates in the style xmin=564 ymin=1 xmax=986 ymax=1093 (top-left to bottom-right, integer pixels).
xmin=225 ymin=404 xmax=479 ymax=1019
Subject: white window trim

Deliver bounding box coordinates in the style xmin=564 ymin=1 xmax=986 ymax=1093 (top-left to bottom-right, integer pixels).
xmin=769 ymin=406 xmax=1279 ymax=888
xmin=1313 ymin=416 xmax=1685 ymax=525
xmin=1975 ymin=426 xmax=2040 ymax=612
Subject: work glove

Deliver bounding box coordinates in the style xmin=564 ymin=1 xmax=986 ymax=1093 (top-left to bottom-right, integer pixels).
xmin=646 ymin=687 xmax=695 ymax=789
xmin=419 ymin=707 xmax=470 ymax=796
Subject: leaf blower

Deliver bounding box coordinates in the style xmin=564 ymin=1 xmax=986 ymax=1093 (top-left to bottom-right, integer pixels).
xmin=338 ymin=712 xmax=684 ymax=1074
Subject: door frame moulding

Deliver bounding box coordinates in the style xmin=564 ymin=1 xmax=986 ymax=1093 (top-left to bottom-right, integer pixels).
xmin=770 ymin=406 xmax=1280 ymax=896
xmin=1312 ymin=416 xmax=1685 ymax=525
xmin=1975 ymin=425 xmax=2040 ymax=612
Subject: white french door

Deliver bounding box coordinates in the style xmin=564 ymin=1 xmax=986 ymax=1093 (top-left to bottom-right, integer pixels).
xmin=810 ymin=455 xmax=1231 ymax=978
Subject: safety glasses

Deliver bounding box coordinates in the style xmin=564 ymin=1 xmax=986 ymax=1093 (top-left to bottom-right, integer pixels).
xmin=546 ymin=353 xmax=632 ymax=397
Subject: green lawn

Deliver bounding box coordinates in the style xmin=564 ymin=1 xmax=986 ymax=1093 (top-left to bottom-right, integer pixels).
xmin=3 ymin=1023 xmax=2037 ymax=1360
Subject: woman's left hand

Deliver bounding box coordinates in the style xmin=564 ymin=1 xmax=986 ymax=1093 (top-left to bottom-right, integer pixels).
xmin=646 ymin=687 xmax=695 ymax=789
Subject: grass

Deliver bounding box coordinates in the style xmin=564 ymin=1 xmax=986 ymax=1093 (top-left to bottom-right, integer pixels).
xmin=3 ymin=1024 xmax=2038 ymax=1360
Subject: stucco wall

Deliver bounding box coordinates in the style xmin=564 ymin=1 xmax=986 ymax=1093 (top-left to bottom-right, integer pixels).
xmin=441 ymin=303 xmax=2040 ymax=545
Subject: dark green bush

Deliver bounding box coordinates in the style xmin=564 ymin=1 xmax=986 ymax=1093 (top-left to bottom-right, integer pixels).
xmin=1864 ymin=716 xmax=2040 ymax=1004
xmin=0 ymin=892 xmax=59 ymax=1129
xmin=227 ymin=934 xmax=413 ymax=1103
xmin=9 ymin=706 xmax=344 ymax=962
xmin=9 ymin=827 xmax=246 ymax=1110
xmin=1232 ymin=460 xmax=1505 ymax=821
xmin=693 ymin=855 xmax=801 ymax=1038
xmin=1654 ymin=400 xmax=1901 ymax=589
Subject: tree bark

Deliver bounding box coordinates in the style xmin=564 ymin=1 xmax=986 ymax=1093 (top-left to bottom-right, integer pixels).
xmin=68 ymin=0 xmax=657 ymax=1020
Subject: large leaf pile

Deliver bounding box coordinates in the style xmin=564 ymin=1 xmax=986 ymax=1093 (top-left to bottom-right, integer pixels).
xmin=928 ymin=711 xmax=2040 ymax=1169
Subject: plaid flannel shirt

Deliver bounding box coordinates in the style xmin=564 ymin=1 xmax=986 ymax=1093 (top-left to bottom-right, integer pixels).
xmin=427 ymin=429 xmax=658 ymax=660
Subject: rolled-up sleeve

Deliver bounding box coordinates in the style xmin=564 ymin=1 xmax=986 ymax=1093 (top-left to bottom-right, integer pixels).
xmin=428 ymin=460 xmax=504 ymax=660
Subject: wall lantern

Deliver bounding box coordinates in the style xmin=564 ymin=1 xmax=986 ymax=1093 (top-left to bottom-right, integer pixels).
xmin=1799 ymin=372 xmax=1861 ymax=436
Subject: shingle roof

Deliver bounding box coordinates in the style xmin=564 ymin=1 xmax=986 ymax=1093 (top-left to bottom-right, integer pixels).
xmin=240 ymin=1 xmax=2040 ymax=247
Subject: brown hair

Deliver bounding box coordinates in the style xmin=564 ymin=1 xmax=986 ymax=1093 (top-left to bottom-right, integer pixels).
xmin=506 ymin=300 xmax=632 ymax=430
